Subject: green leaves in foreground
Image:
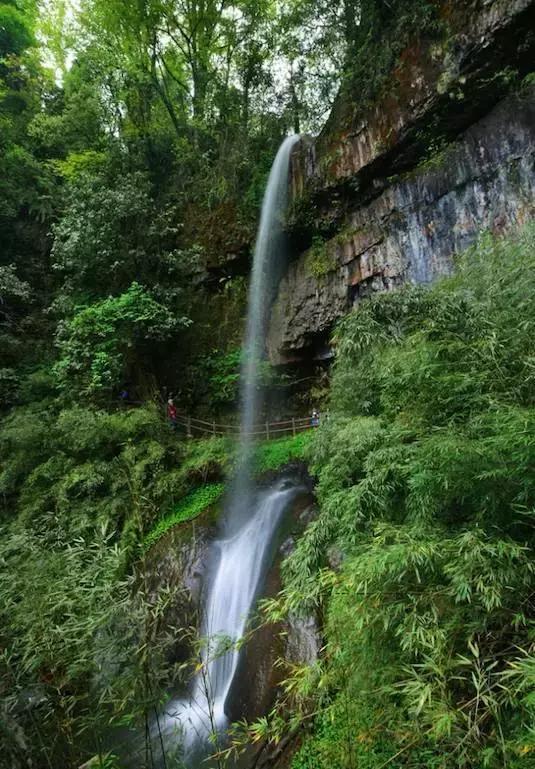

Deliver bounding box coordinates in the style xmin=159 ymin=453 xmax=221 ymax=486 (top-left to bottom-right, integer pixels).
xmin=259 ymin=225 xmax=535 ymax=769
xmin=143 ymin=482 xmax=225 ymax=551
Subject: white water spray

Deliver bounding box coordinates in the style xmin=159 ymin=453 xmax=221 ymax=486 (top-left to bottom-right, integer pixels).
xmin=228 ymin=135 xmax=300 ymax=534
xmin=240 ymin=136 xmax=300 ymax=450
xmin=159 ymin=136 xmax=300 ymax=764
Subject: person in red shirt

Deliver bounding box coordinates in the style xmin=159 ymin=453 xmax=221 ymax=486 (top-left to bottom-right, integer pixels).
xmin=167 ymin=398 xmax=177 ymax=430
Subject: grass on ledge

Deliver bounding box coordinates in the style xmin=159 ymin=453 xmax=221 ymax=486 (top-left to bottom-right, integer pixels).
xmin=144 ymin=432 xmax=313 ymax=551
xmin=253 ymin=431 xmax=313 ymax=473
xmin=143 ymin=482 xmax=225 ymax=551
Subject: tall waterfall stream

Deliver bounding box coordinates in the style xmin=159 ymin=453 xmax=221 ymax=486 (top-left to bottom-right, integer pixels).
xmin=157 ymin=136 xmax=301 ymax=766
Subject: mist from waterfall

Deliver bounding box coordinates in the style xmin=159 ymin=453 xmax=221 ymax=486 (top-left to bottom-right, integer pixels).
xmin=156 ymin=136 xmax=300 ymax=767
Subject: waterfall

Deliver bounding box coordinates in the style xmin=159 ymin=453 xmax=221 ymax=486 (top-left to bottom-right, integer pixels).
xmin=239 ymin=135 xmax=300 ymax=457
xmin=226 ymin=134 xmax=300 ymax=535
xmin=158 ymin=136 xmax=300 ymax=765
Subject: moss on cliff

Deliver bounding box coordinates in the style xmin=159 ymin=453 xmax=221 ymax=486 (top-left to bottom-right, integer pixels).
xmin=305 ymin=237 xmax=337 ymax=279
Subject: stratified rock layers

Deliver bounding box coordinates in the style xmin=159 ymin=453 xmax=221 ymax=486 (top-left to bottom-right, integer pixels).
xmin=267 ymin=0 xmax=535 ymax=363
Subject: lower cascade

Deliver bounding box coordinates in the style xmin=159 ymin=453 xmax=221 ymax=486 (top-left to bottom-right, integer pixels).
xmin=160 ymin=478 xmax=302 ymax=764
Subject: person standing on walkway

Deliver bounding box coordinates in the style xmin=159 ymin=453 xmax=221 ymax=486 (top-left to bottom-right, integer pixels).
xmin=167 ymin=398 xmax=178 ymax=430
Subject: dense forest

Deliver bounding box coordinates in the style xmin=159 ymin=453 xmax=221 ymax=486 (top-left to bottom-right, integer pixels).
xmin=1 ymin=1 xmax=534 ymax=768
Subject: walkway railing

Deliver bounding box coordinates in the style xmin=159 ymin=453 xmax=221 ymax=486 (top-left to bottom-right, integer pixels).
xmin=174 ymin=414 xmax=316 ymax=440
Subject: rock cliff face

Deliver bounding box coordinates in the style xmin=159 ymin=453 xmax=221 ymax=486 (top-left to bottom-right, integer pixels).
xmin=267 ymin=0 xmax=535 ymax=364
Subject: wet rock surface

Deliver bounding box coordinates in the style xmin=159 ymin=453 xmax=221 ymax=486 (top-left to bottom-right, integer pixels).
xmin=145 ymin=510 xmax=218 ymax=664
xmin=290 ymin=0 xmax=535 ymax=204
xmin=267 ymin=0 xmax=535 ymax=364
xmin=269 ymin=88 xmax=535 ymax=363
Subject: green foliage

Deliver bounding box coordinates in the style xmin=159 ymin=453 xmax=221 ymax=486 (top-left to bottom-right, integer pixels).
xmin=201 ymin=347 xmax=242 ymax=408
xmin=143 ymin=432 xmax=312 ymax=552
xmin=305 ymin=236 xmax=334 ymax=279
xmin=291 ymin=697 xmax=412 ymax=769
xmin=0 ymin=3 xmax=35 ymax=57
xmin=54 ymin=282 xmax=183 ymax=396
xmin=50 ymin=171 xmax=193 ymax=300
xmin=254 ymin=432 xmax=312 ymax=474
xmin=408 ymin=132 xmax=455 ymax=176
xmin=0 ymin=263 xmax=31 ymax=304
xmin=0 ymin=265 xmax=32 ymax=381
xmin=0 ymin=403 xmax=172 ymax=522
xmin=0 ymin=402 xmax=188 ymax=767
xmin=3 ymin=0 xmax=533 ymax=766
xmin=171 ymin=435 xmax=231 ymax=484
xmin=265 ymin=226 xmax=535 ymax=769
xmin=52 ymin=149 xmax=107 ymax=180
xmin=521 ymin=71 xmax=535 ymax=90
xmin=340 ymin=0 xmax=438 ymax=110
xmin=143 ymin=482 xmax=225 ymax=551
xmin=0 ymin=367 xmax=20 ymax=405
xmin=192 ymin=345 xmax=288 ymax=412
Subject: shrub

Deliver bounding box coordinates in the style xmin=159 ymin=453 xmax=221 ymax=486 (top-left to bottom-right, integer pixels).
xmin=267 ymin=225 xmax=535 ymax=769
xmin=54 ymin=283 xmax=182 ymax=397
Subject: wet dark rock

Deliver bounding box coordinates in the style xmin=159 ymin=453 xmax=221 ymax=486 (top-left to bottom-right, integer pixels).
xmin=145 ymin=510 xmax=218 ymax=664
xmin=256 ymin=461 xmax=314 ymax=492
xmin=280 ymin=536 xmax=295 ymax=558
xmin=12 ymin=686 xmax=48 ymax=714
xmin=286 ymin=614 xmax=321 ymax=667
xmin=327 ymin=545 xmax=345 ymax=571
xmin=267 ymin=0 xmax=535 ymax=364
xmin=290 ymin=0 xmax=535 ymax=206
xmin=269 ymin=88 xmax=535 ymax=363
